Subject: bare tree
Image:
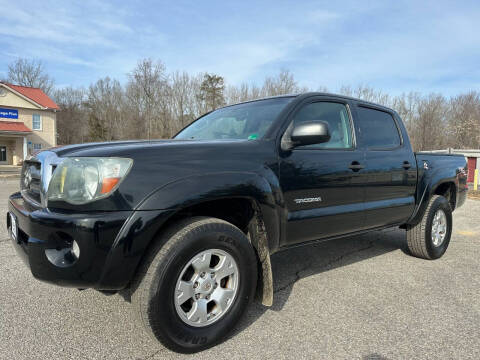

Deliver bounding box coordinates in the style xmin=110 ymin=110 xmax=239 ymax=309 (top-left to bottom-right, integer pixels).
xmin=86 ymin=77 xmax=126 ymax=141
xmin=339 ymin=84 xmax=390 ymax=106
xmin=26 ymin=57 xmax=478 ymax=151
xmin=413 ymin=94 xmax=448 ymax=151
xmin=6 ymin=58 xmax=55 ymax=95
xmin=169 ymin=71 xmax=202 ymax=132
xmin=391 ymin=92 xmax=421 ymax=146
xmin=126 ymin=59 xmax=169 ymax=139
xmin=53 ymin=87 xmax=88 ymax=144
xmin=224 ymin=69 xmax=311 ymax=105
xmin=447 ymin=91 xmax=480 ymax=149
xmin=261 ymin=69 xmax=303 ymax=97
xmin=224 ymin=82 xmax=261 ymax=104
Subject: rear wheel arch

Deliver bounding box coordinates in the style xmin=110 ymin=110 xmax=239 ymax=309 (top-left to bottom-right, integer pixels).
xmin=433 ymin=181 xmax=457 ymax=210
xmin=406 ymin=194 xmax=452 ymax=260
xmin=406 ymin=179 xmax=457 ymax=227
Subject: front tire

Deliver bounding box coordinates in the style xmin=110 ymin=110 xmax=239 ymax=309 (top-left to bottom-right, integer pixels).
xmin=406 ymin=195 xmax=452 ymax=260
xmin=131 ymin=217 xmax=257 ymax=353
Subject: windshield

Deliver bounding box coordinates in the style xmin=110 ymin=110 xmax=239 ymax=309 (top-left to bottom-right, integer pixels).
xmin=175 ymin=97 xmax=294 ymax=140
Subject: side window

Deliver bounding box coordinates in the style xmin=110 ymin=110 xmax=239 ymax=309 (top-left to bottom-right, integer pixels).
xmin=292 ymin=102 xmax=353 ymax=149
xmin=356 ymin=106 xmax=401 ymax=149
xmin=32 ymin=114 xmax=42 ymax=130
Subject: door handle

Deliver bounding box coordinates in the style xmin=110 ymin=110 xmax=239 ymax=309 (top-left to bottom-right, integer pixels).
xmin=349 ymin=161 xmax=365 ymax=172
xmin=402 ymin=161 xmax=411 ymax=170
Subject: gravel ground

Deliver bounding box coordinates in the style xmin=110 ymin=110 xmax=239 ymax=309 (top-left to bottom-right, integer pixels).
xmin=0 ymin=178 xmax=479 ymax=359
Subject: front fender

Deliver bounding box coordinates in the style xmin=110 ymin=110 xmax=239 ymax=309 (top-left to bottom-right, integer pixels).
xmin=136 ymin=171 xmax=282 ymax=252
xmin=98 ymin=171 xmax=282 ymax=292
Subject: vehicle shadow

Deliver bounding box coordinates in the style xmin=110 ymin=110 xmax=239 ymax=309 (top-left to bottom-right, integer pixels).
xmin=230 ymin=227 xmax=408 ymax=339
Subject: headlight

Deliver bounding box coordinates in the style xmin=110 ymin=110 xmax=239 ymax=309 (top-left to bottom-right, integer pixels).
xmin=47 ymin=157 xmax=133 ymax=205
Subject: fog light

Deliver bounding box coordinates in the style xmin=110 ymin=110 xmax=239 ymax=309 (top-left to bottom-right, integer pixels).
xmin=45 ymin=240 xmax=80 ymax=268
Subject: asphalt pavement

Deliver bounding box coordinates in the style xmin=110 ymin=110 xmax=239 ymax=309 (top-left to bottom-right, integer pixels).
xmin=1 ymin=178 xmax=479 ymax=359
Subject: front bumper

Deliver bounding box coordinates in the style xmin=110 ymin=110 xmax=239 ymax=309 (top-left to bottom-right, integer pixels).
xmin=8 ymin=192 xmax=174 ymax=290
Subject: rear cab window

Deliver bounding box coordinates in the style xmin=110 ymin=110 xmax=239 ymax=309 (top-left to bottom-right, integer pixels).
xmin=356 ymin=106 xmax=401 ymax=149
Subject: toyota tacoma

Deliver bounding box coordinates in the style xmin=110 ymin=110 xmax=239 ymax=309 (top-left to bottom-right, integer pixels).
xmin=8 ymin=93 xmax=468 ymax=353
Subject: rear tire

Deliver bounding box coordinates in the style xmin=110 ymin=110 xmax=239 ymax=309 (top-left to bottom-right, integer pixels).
xmin=406 ymin=195 xmax=452 ymax=260
xmin=131 ymin=217 xmax=257 ymax=353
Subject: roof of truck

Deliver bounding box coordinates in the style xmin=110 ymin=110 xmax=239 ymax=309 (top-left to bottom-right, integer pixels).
xmin=223 ymin=92 xmax=395 ymax=112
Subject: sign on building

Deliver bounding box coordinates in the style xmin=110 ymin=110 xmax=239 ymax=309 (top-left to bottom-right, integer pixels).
xmin=0 ymin=108 xmax=19 ymax=119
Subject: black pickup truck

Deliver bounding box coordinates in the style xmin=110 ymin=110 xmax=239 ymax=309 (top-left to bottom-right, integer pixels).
xmin=8 ymin=93 xmax=467 ymax=353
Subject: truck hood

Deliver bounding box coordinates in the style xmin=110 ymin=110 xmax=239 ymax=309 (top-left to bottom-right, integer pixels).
xmin=34 ymin=138 xmax=275 ymax=211
xmin=50 ymin=139 xmax=202 ymax=157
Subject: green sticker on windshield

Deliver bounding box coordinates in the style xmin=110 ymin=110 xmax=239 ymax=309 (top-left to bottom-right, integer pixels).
xmin=248 ymin=134 xmax=258 ymax=140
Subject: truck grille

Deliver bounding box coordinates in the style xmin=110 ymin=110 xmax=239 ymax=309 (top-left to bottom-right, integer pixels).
xmin=21 ymin=160 xmax=42 ymax=205
xmin=20 ymin=151 xmax=62 ymax=207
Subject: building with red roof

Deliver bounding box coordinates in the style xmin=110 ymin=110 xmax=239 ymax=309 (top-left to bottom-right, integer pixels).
xmin=0 ymin=82 xmax=58 ymax=165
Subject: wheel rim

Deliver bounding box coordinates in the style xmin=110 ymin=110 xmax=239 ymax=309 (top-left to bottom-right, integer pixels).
xmin=431 ymin=209 xmax=447 ymax=247
xmin=174 ymin=249 xmax=239 ymax=327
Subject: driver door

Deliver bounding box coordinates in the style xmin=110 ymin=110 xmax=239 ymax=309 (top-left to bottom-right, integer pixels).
xmin=279 ymin=99 xmax=367 ymax=246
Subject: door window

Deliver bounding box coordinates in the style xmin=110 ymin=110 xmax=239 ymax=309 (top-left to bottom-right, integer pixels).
xmin=291 ymin=102 xmax=353 ymax=149
xmin=356 ymin=106 xmax=401 ymax=149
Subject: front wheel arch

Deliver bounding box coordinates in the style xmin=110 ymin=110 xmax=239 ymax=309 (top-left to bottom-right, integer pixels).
xmin=129 ymin=197 xmax=275 ymax=307
xmin=130 ymin=216 xmax=258 ymax=353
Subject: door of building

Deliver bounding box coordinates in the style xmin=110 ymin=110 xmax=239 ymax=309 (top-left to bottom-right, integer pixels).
xmin=467 ymin=157 xmax=477 ymax=183
xmin=0 ymin=146 xmax=6 ymax=163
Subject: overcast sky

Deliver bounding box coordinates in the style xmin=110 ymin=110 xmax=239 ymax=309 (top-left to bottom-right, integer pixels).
xmin=0 ymin=0 xmax=479 ymax=95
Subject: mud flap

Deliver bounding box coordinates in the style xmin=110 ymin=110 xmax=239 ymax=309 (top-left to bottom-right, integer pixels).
xmin=249 ymin=214 xmax=273 ymax=307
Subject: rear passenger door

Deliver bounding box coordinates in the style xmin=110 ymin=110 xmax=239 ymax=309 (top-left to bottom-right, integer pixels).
xmin=354 ymin=104 xmax=417 ymax=228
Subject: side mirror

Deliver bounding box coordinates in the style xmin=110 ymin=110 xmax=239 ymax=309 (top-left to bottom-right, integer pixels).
xmin=290 ymin=121 xmax=331 ymax=147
